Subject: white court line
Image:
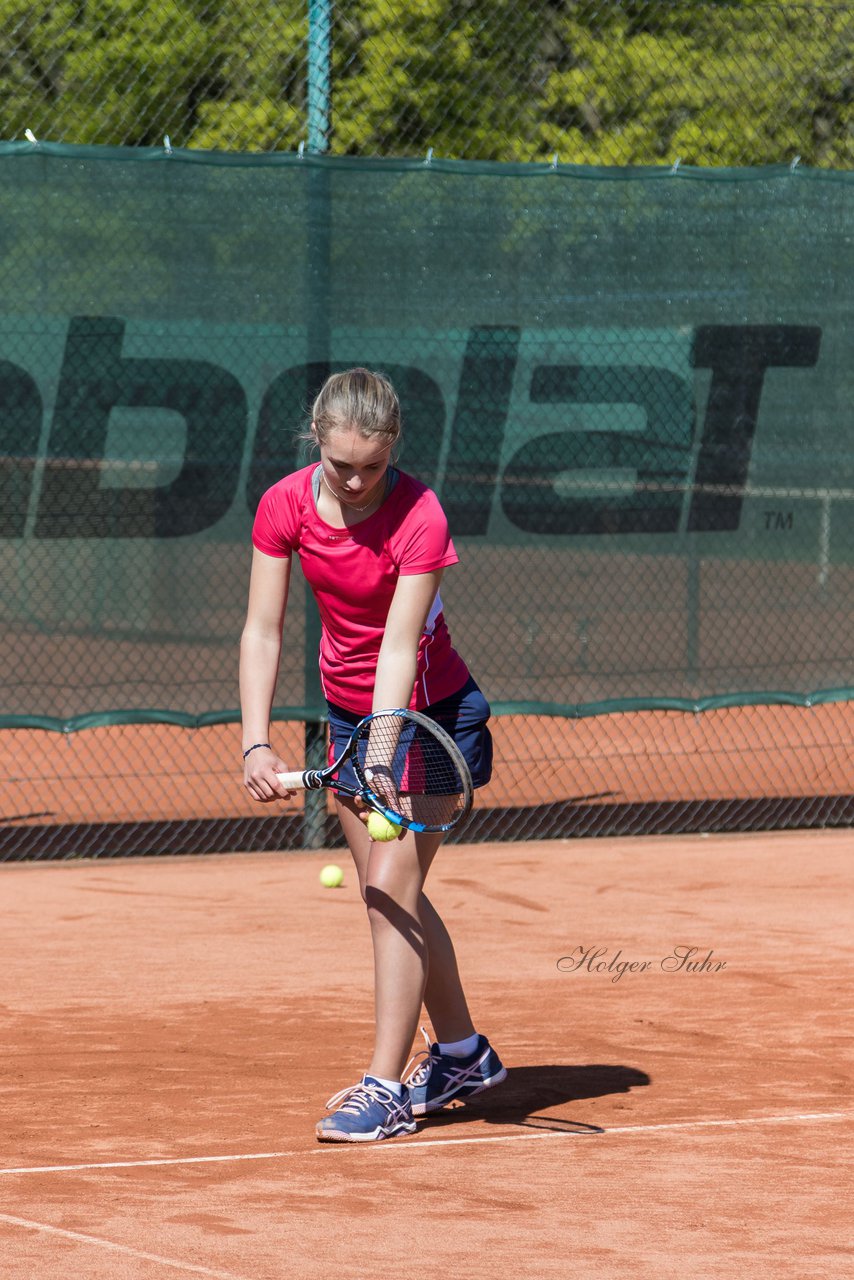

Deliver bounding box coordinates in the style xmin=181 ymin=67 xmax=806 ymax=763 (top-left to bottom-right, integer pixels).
xmin=380 ymin=1109 xmax=853 ymax=1152
xmin=0 ymin=1150 xmax=304 ymax=1176
xmin=0 ymin=1110 xmax=850 ymax=1176
xmin=0 ymin=1212 xmax=249 ymax=1280
xmin=599 ymin=1112 xmax=853 ymax=1136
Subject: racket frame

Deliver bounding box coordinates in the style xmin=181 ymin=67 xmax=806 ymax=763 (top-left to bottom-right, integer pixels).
xmin=276 ymin=707 xmax=473 ymax=833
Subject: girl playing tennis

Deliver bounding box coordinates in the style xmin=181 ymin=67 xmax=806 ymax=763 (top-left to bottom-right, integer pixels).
xmin=240 ymin=367 xmax=505 ymax=1142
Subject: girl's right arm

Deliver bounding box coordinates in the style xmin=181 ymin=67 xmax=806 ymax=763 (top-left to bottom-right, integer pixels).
xmin=239 ymin=547 xmax=295 ymax=801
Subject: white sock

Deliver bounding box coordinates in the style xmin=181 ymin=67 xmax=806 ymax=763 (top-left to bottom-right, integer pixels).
xmin=365 ymin=1073 xmax=404 ymax=1096
xmin=438 ymin=1032 xmax=480 ymax=1058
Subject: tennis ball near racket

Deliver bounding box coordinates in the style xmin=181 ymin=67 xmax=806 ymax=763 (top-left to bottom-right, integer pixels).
xmin=366 ymin=811 xmax=402 ymax=842
xmin=319 ymin=863 xmax=344 ymax=888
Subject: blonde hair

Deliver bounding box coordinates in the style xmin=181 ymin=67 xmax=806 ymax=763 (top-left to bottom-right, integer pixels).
xmin=311 ymin=368 xmax=401 ymax=450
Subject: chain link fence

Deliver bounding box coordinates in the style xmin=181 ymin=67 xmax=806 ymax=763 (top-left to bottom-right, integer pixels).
xmin=2 ymin=703 xmax=852 ymax=860
xmin=1 ymin=7 xmax=852 ymax=858
xmin=0 ymin=145 xmax=852 ymax=857
xmin=3 ymin=1 xmax=852 ymax=167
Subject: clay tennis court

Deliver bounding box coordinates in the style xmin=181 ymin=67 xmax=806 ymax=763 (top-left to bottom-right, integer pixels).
xmin=2 ymin=825 xmax=852 ymax=1278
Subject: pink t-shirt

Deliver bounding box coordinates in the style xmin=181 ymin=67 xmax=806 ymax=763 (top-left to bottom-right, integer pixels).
xmin=252 ymin=464 xmax=470 ymax=715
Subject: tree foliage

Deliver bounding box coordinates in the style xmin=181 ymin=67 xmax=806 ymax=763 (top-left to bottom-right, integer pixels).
xmin=0 ymin=0 xmax=850 ymax=165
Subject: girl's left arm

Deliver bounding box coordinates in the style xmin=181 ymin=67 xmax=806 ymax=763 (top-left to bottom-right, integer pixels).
xmin=372 ymin=568 xmax=444 ymax=712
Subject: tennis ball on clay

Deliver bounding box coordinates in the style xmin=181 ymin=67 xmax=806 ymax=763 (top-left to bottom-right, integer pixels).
xmin=319 ymin=863 xmax=344 ymax=888
xmin=366 ymin=811 xmax=402 ymax=842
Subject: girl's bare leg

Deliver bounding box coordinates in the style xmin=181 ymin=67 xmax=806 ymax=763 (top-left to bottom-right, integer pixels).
xmin=335 ymin=797 xmax=475 ymax=1081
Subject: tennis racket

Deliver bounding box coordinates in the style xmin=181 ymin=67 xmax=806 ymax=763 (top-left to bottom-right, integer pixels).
xmin=276 ymin=707 xmax=473 ymax=834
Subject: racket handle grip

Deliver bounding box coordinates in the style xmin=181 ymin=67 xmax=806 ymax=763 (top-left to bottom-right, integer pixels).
xmin=276 ymin=770 xmax=308 ymax=790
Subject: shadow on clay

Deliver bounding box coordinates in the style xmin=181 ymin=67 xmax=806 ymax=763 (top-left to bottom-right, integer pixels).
xmin=418 ymin=1063 xmax=651 ymax=1135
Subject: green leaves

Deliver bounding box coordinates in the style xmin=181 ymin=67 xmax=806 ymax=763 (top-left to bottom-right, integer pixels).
xmin=0 ymin=1 xmax=850 ymax=165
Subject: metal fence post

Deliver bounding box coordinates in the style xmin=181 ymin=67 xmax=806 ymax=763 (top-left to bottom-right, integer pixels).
xmin=308 ymin=0 xmax=331 ymax=155
xmin=302 ymin=0 xmax=333 ymax=847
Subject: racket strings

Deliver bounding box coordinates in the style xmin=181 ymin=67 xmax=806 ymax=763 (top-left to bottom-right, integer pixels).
xmin=354 ymin=713 xmax=469 ymax=826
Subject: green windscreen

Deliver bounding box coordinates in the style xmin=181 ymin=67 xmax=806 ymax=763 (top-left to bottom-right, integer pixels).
xmin=1 ymin=146 xmax=851 ymax=729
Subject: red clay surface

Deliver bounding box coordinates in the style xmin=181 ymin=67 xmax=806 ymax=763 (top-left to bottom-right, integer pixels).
xmin=2 ymin=830 xmax=852 ymax=1278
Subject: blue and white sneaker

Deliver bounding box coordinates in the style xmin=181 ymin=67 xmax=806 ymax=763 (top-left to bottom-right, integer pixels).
xmin=405 ymin=1028 xmax=507 ymax=1116
xmin=316 ymin=1075 xmax=416 ymax=1143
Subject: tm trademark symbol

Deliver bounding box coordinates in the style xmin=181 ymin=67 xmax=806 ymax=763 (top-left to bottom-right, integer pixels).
xmin=763 ymin=511 xmax=794 ymax=531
